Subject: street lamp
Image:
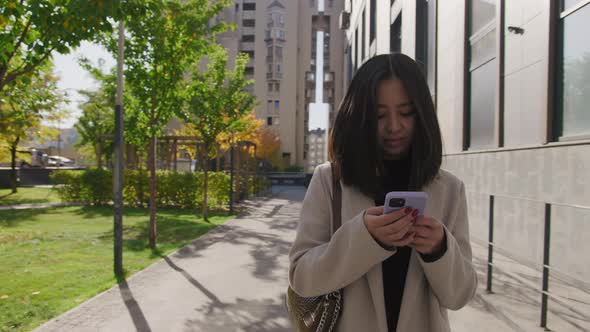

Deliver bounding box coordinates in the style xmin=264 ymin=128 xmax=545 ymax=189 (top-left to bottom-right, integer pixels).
xmin=113 ymin=20 xmax=125 ymax=278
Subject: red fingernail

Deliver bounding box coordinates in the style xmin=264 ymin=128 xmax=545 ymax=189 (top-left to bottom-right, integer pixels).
xmin=412 ymin=209 xmax=419 ymax=217
xmin=404 ymin=207 xmax=412 ymax=214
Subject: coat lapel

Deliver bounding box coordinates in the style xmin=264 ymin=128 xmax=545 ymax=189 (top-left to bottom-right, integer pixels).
xmin=341 ymin=183 xmax=389 ymax=332
xmin=339 ymin=177 xmax=442 ymax=332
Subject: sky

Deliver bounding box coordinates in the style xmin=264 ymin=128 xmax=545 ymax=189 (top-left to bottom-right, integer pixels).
xmin=51 ymin=41 xmax=115 ymax=128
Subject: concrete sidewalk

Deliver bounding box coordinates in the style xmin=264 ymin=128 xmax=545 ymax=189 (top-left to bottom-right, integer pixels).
xmin=34 ymin=187 xmax=304 ymax=332
xmin=32 ymin=185 xmax=585 ymax=332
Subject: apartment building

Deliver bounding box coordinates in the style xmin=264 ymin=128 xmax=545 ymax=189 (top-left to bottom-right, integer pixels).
xmin=343 ymin=0 xmax=590 ymax=330
xmin=307 ymin=128 xmax=328 ymax=172
xmin=216 ymin=0 xmax=345 ymax=169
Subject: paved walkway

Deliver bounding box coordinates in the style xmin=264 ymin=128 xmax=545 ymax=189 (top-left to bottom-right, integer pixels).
xmin=0 ymin=202 xmax=82 ymax=210
xmin=32 ymin=186 xmax=588 ymax=332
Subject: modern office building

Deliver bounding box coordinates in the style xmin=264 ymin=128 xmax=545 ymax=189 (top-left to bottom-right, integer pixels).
xmin=342 ymin=1 xmax=590 ymax=330
xmin=216 ymin=0 xmax=345 ymax=169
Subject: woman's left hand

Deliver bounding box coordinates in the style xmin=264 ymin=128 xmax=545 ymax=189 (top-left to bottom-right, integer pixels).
xmin=410 ymin=216 xmax=446 ymax=255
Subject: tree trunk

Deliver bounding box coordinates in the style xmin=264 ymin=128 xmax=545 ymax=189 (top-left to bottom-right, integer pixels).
xmin=148 ymin=135 xmax=157 ymax=249
xmin=138 ymin=152 xmax=145 ymax=207
xmin=9 ymin=137 xmax=19 ymax=193
xmin=202 ymin=142 xmax=209 ymax=221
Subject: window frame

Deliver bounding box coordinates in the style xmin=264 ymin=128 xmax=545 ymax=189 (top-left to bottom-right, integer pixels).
xmin=553 ymin=0 xmax=590 ymax=141
xmin=463 ymin=0 xmax=504 ymax=151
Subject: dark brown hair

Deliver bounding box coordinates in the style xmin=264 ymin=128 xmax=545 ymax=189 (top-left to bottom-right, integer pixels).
xmin=329 ymin=53 xmax=442 ymax=196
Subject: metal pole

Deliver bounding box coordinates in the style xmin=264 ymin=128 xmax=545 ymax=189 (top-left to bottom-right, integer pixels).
xmin=114 ymin=20 xmax=125 ymax=278
xmin=487 ymin=195 xmax=494 ymax=293
xmin=541 ymin=203 xmax=551 ymax=328
xmin=229 ymin=134 xmax=234 ymax=214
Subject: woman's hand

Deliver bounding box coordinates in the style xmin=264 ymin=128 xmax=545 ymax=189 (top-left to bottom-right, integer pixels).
xmin=410 ymin=216 xmax=446 ymax=255
xmin=363 ymin=206 xmax=419 ymax=249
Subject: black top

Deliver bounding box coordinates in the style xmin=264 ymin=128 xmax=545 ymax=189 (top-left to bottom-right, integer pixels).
xmin=374 ymin=158 xmax=412 ymax=332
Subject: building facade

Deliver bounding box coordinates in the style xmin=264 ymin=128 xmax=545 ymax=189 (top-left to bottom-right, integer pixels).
xmin=217 ymin=0 xmax=345 ymax=169
xmin=343 ymin=0 xmax=590 ymax=330
xmin=307 ymin=128 xmax=328 ymax=172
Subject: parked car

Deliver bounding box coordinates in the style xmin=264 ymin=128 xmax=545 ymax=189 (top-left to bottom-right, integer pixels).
xmin=46 ymin=156 xmax=74 ymax=167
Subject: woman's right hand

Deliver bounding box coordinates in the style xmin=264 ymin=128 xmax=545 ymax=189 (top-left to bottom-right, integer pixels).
xmin=363 ymin=206 xmax=418 ymax=249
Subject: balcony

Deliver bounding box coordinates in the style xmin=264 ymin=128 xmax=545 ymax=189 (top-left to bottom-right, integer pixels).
xmin=239 ymin=42 xmax=255 ymax=51
xmin=242 ymin=10 xmax=255 ymax=20
xmin=266 ymin=72 xmax=283 ymax=80
xmin=242 ymin=27 xmax=255 ymax=36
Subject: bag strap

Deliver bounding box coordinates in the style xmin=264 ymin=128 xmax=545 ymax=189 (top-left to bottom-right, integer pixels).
xmin=330 ymin=162 xmax=342 ymax=234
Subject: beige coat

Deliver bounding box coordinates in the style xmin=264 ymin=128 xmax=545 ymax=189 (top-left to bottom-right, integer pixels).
xmin=288 ymin=163 xmax=477 ymax=332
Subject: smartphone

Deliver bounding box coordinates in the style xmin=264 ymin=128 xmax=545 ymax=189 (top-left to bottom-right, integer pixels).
xmin=383 ymin=191 xmax=428 ymax=216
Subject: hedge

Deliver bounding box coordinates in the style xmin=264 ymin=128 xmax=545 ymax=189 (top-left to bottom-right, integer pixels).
xmin=50 ymin=169 xmax=270 ymax=209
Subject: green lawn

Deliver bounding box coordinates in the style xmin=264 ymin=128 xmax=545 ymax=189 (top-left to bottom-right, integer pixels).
xmin=0 ymin=206 xmax=234 ymax=332
xmin=0 ymin=187 xmax=61 ymax=206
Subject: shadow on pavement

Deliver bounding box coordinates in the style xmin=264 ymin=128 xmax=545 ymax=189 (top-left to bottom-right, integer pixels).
xmin=172 ymin=224 xmax=293 ymax=282
xmin=118 ymin=279 xmax=153 ymax=332
xmin=163 ymin=256 xmax=226 ymax=310
xmin=184 ymin=297 xmax=291 ymax=332
xmin=470 ymin=253 xmax=590 ymax=331
xmin=165 ymin=253 xmax=291 ymax=331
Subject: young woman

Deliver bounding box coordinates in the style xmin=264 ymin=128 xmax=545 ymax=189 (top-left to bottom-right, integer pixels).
xmin=288 ymin=53 xmax=477 ymax=332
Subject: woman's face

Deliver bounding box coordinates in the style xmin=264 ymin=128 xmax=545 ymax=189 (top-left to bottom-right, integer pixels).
xmin=376 ymin=79 xmax=416 ymax=160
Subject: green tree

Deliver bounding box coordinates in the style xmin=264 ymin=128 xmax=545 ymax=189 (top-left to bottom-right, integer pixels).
xmin=0 ymin=62 xmax=64 ymax=192
xmin=74 ymin=58 xmax=117 ymax=168
xmin=75 ymin=88 xmax=114 ymax=168
xmin=100 ymin=0 xmax=231 ymax=248
xmin=0 ymin=0 xmax=117 ymax=97
xmin=181 ymin=48 xmax=257 ymax=221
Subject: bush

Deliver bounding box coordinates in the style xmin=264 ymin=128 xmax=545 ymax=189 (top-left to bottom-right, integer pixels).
xmin=51 ymin=168 xmax=250 ymax=209
xmin=284 ymin=165 xmax=304 ymax=173
xmin=81 ymin=169 xmax=112 ymax=205
xmin=208 ymin=172 xmax=230 ymax=208
xmin=50 ymin=170 xmax=83 ymax=202
xmin=123 ymin=169 xmax=149 ymax=207
xmin=51 ymin=169 xmax=270 ymax=209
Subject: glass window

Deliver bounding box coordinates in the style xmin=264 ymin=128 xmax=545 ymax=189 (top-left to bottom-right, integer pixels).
xmin=268 ymin=83 xmax=273 ymax=92
xmin=275 ymin=83 xmax=280 ymax=92
xmin=362 ymin=10 xmax=366 ymax=60
xmin=557 ymin=2 xmax=590 ymax=138
xmin=390 ymin=14 xmax=402 ymax=53
xmin=426 ymin=0 xmax=437 ymax=95
xmin=470 ymin=27 xmax=496 ymax=69
xmin=471 ymin=0 xmax=496 ymax=34
xmin=267 ymin=46 xmax=273 ymax=57
xmin=243 ymin=19 xmax=255 ymax=27
xmin=276 ymin=46 xmax=283 ymax=58
xmin=467 ymin=0 xmax=497 ymax=149
xmin=275 ymin=100 xmax=280 ymax=111
xmin=243 ymin=3 xmax=256 ymax=11
xmin=267 ymin=100 xmax=272 ymax=111
xmin=370 ymin=0 xmax=376 ymax=43
xmin=355 ymin=28 xmax=359 ymax=69
xmin=267 ymin=117 xmax=273 ymax=126
xmin=469 ymin=58 xmax=497 ymax=148
xmin=244 ymin=67 xmax=254 ymax=75
xmin=242 ymin=35 xmax=255 ymax=42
